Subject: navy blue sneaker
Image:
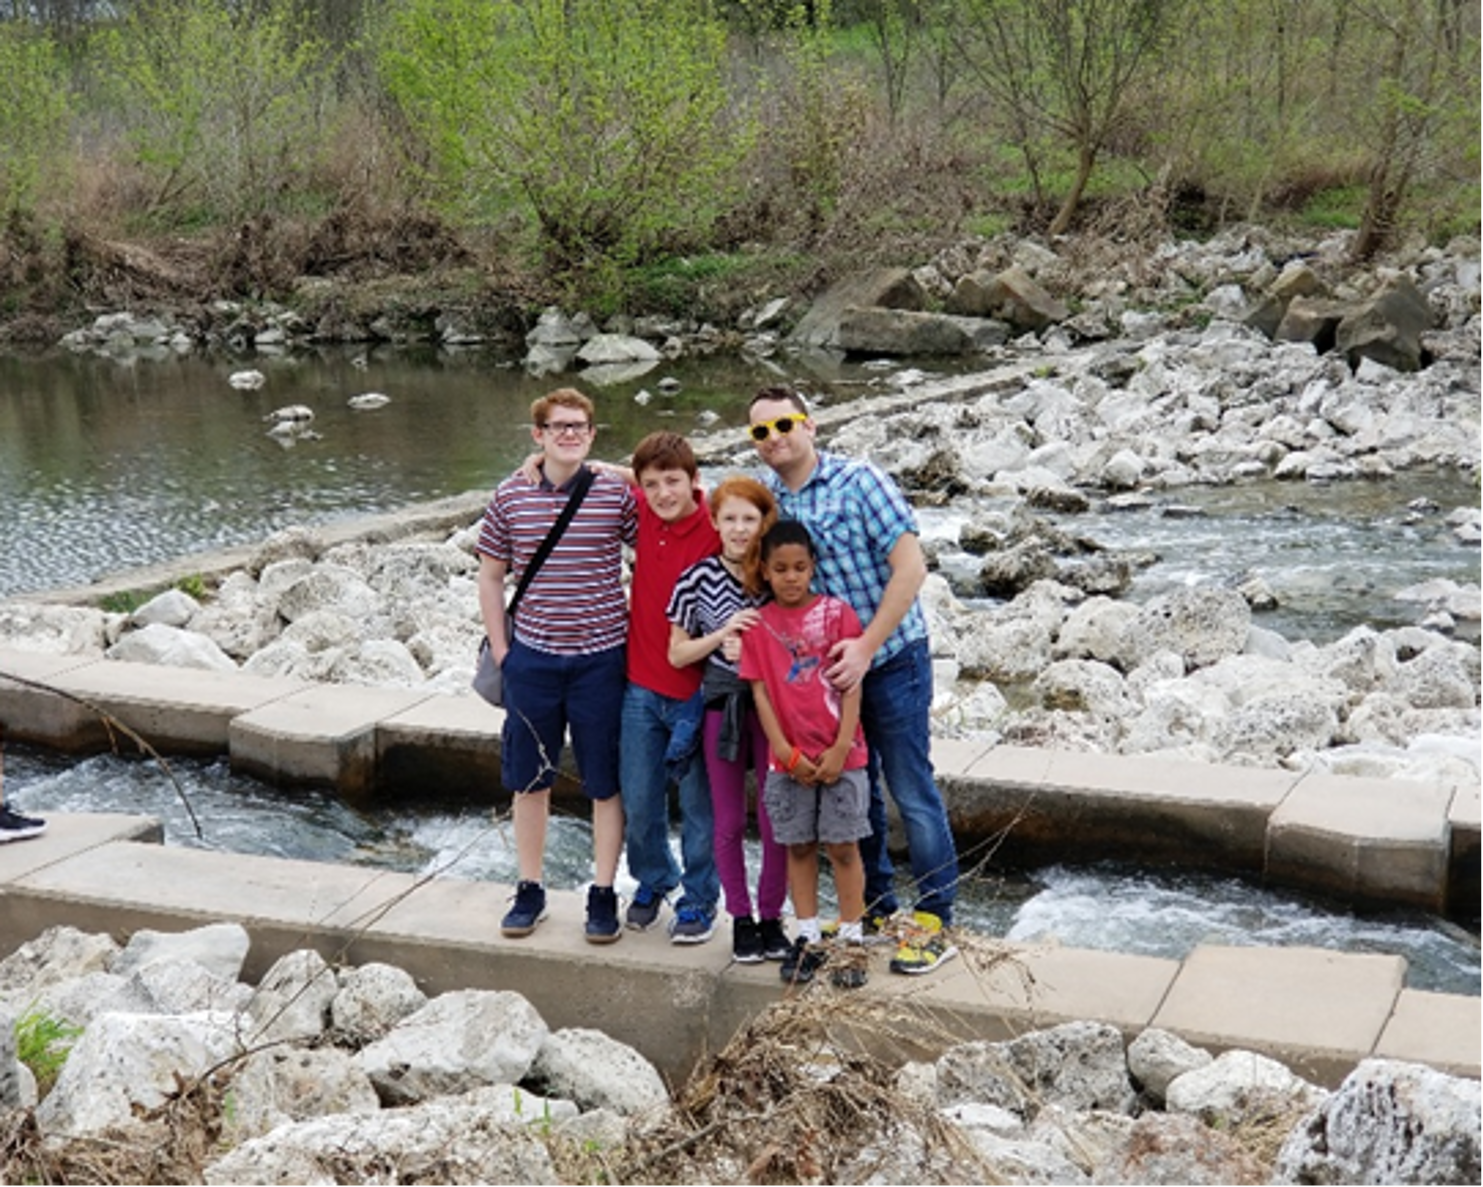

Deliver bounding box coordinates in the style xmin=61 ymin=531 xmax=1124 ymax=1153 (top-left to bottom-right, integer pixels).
xmin=625 ymin=884 xmax=665 ymax=931
xmin=669 ymin=903 xmax=715 ymax=945
xmin=585 ymin=885 xmax=621 ymax=945
xmin=500 ymin=880 xmax=547 ymax=938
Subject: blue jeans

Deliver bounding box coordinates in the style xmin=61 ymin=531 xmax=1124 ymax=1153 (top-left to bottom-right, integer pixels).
xmin=620 ymin=684 xmax=718 ymax=913
xmin=857 ymin=638 xmax=958 ymax=924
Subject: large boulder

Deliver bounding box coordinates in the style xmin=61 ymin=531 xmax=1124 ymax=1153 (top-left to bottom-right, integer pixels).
xmin=1336 ymin=274 xmax=1436 ymax=372
xmin=787 ymin=267 xmax=928 ymax=348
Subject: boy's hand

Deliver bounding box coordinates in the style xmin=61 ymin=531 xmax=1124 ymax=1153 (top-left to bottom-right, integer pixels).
xmin=814 ymin=744 xmax=847 ymax=786
xmin=516 ymin=452 xmax=543 ymax=484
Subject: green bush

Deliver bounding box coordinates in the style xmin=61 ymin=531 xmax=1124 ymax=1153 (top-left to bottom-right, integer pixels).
xmin=99 ymin=0 xmax=338 ymax=226
xmin=378 ymin=0 xmax=755 ymax=272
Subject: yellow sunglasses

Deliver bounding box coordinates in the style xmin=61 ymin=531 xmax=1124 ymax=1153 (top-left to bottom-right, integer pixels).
xmin=749 ymin=415 xmax=804 ymax=442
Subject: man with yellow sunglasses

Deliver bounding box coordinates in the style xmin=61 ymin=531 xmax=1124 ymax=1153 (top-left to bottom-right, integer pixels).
xmin=748 ymin=386 xmax=960 ymax=976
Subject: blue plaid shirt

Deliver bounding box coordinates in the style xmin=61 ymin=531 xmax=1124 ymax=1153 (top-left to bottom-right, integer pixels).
xmin=764 ymin=450 xmax=927 ymax=666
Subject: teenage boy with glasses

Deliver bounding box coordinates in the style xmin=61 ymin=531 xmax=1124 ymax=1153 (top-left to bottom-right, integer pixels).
xmin=747 ymin=385 xmax=960 ymax=975
xmin=476 ymin=388 xmax=637 ymax=943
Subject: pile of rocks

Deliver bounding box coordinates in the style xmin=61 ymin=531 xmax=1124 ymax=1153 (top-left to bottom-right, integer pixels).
xmin=0 ymin=922 xmax=1475 ymax=1185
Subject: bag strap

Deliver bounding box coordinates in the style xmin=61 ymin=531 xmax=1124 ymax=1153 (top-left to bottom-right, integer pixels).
xmin=507 ymin=465 xmax=596 ymax=620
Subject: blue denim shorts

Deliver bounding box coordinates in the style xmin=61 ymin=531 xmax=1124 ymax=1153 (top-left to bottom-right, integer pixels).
xmin=763 ymin=768 xmax=871 ymax=845
xmin=500 ymin=638 xmax=626 ymax=800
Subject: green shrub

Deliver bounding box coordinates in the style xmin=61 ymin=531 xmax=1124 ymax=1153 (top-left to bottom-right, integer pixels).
xmin=378 ymin=0 xmax=755 ymax=272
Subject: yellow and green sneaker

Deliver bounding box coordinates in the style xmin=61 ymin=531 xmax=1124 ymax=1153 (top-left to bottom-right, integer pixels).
xmin=888 ymin=911 xmax=958 ymax=976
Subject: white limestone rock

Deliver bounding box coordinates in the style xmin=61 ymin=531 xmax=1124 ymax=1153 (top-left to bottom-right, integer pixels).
xmin=246 ymin=949 xmax=338 ymax=1046
xmin=106 ymin=622 xmax=238 ymax=671
xmin=129 ymin=588 xmax=201 ymax=629
xmin=1165 ymin=1049 xmax=1326 ymax=1128
xmin=0 ymin=925 xmax=119 ymax=1002
xmin=331 ymin=961 xmax=428 ymax=1046
xmin=0 ymin=603 xmax=110 ymax=655
xmin=935 ymin=1022 xmax=1136 ymax=1121
xmin=223 ymin=1045 xmax=382 ymax=1144
xmin=1090 ymin=1111 xmax=1266 ymax=1185
xmin=527 ymin=1026 xmax=669 ymax=1117
xmin=356 ymin=988 xmax=549 ymax=1105
xmin=1123 ymin=587 xmax=1252 ymax=672
xmin=112 ymin=922 xmax=250 ymax=982
xmin=1126 ymin=1028 xmax=1213 ymax=1104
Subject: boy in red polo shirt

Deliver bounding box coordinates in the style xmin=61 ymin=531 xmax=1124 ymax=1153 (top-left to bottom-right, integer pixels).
xmin=616 ymin=432 xmax=722 ymax=941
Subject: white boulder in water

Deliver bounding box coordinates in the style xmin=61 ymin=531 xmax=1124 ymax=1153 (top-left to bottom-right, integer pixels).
xmin=228 ymin=369 xmax=266 ymax=390
xmin=265 ymin=405 xmax=314 ymax=424
xmin=348 ymin=392 xmax=391 ymax=410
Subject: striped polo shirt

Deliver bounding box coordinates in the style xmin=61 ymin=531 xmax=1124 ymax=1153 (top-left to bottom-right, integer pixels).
xmin=476 ymin=466 xmax=637 ymax=655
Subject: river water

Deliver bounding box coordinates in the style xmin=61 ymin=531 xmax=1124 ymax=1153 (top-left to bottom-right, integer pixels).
xmin=1 ymin=346 xmax=1478 ymax=994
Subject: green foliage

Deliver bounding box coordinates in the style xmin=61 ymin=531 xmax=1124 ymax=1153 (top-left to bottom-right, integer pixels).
xmin=378 ymin=0 xmax=754 ymax=273
xmin=100 ymin=589 xmax=149 ymax=615
xmin=626 ymin=252 xmax=750 ymax=315
xmin=0 ymin=25 xmax=75 ymax=218
xmin=15 ymin=1010 xmax=83 ymax=1097
xmin=99 ymin=0 xmax=338 ymax=226
xmin=1300 ymin=185 xmax=1366 ymax=230
xmin=176 ymin=573 xmax=207 ymax=601
xmin=964 ymin=211 xmax=1012 ymax=238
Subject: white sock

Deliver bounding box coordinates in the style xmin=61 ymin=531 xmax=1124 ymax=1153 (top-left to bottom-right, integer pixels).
xmin=838 ymin=920 xmax=864 ymax=943
xmin=798 ymin=917 xmax=822 ymax=943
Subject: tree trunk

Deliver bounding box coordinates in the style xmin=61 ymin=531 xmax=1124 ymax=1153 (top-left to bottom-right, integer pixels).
xmin=1048 ymin=141 xmax=1095 ymax=236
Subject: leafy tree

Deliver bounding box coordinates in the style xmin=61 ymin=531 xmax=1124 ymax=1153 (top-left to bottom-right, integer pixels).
xmin=952 ymin=0 xmax=1178 ymax=234
xmin=0 ymin=22 xmax=74 ymax=217
xmin=377 ymin=0 xmax=753 ymax=272
xmin=99 ymin=0 xmax=337 ymax=224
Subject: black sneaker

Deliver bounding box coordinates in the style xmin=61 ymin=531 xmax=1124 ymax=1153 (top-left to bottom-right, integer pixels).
xmin=732 ymin=916 xmax=764 ymax=963
xmin=0 ymin=807 xmax=46 ymax=843
xmin=585 ymin=885 xmax=621 ymax=945
xmin=780 ymin=937 xmax=827 ymax=986
xmin=759 ymin=917 xmax=792 ymax=961
xmin=500 ymin=880 xmax=547 ymax=938
xmin=625 ymin=884 xmax=665 ymax=931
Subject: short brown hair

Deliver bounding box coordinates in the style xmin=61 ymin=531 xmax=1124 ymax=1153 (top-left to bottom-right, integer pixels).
xmin=531 ymin=387 xmax=594 ymax=428
xmin=749 ymin=385 xmax=810 ymax=416
xmin=631 ymin=430 xmax=697 ymax=480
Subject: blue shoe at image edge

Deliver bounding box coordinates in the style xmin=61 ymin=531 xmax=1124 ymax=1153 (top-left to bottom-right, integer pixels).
xmin=500 ymin=880 xmax=547 ymax=938
xmin=669 ymin=904 xmax=715 ymax=945
xmin=0 ymin=807 xmax=46 ymax=842
xmin=625 ymin=884 xmax=666 ymax=931
xmin=585 ymin=885 xmax=621 ymax=944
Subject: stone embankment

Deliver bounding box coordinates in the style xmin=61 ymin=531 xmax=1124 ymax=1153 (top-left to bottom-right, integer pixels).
xmin=0 ymin=916 xmax=1476 ymax=1185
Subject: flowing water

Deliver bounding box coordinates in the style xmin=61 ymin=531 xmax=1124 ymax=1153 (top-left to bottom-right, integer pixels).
xmin=1 ymin=347 xmax=1478 ymax=995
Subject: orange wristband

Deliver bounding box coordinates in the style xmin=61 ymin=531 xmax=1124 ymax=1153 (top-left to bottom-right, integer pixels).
xmin=785 ymin=746 xmax=802 ymax=772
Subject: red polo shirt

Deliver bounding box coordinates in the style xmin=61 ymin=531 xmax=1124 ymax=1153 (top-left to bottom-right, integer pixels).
xmin=627 ymin=492 xmax=719 ymax=697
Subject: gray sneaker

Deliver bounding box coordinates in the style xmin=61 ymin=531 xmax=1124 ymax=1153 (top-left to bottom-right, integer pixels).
xmin=625 ymin=885 xmax=665 ymax=931
xmin=669 ymin=904 xmax=715 ymax=945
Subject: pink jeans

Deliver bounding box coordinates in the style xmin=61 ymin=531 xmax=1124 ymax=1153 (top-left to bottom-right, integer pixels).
xmin=705 ymin=706 xmax=788 ymax=921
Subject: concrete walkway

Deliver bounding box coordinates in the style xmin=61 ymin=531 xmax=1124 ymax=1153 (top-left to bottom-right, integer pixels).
xmin=0 ymin=646 xmax=1478 ymax=1086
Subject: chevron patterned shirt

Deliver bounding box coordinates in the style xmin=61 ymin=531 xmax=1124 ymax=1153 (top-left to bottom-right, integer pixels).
xmin=667 ymin=555 xmax=767 ymax=688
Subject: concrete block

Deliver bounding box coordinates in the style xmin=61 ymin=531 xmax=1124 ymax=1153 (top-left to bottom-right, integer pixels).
xmin=1152 ymin=944 xmax=1406 ymax=1087
xmin=902 ymin=941 xmax=1181 ymax=1036
xmin=1374 ymin=989 xmax=1481 ymax=1080
xmin=230 ymin=685 xmax=433 ymax=805
xmin=376 ymin=693 xmax=504 ymax=808
xmin=48 ymin=660 xmax=306 ymax=755
xmin=1267 ymin=775 xmax=1452 ymax=911
xmin=0 ymin=650 xmax=116 ymax=751
xmin=949 ymin=746 xmax=1291 ymax=872
xmin=1447 ymin=782 xmax=1480 ymax=920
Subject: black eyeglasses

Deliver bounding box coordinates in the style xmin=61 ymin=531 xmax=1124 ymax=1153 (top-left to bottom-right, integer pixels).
xmin=542 ymin=421 xmax=591 ymax=438
xmin=749 ymin=415 xmax=802 ymax=442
